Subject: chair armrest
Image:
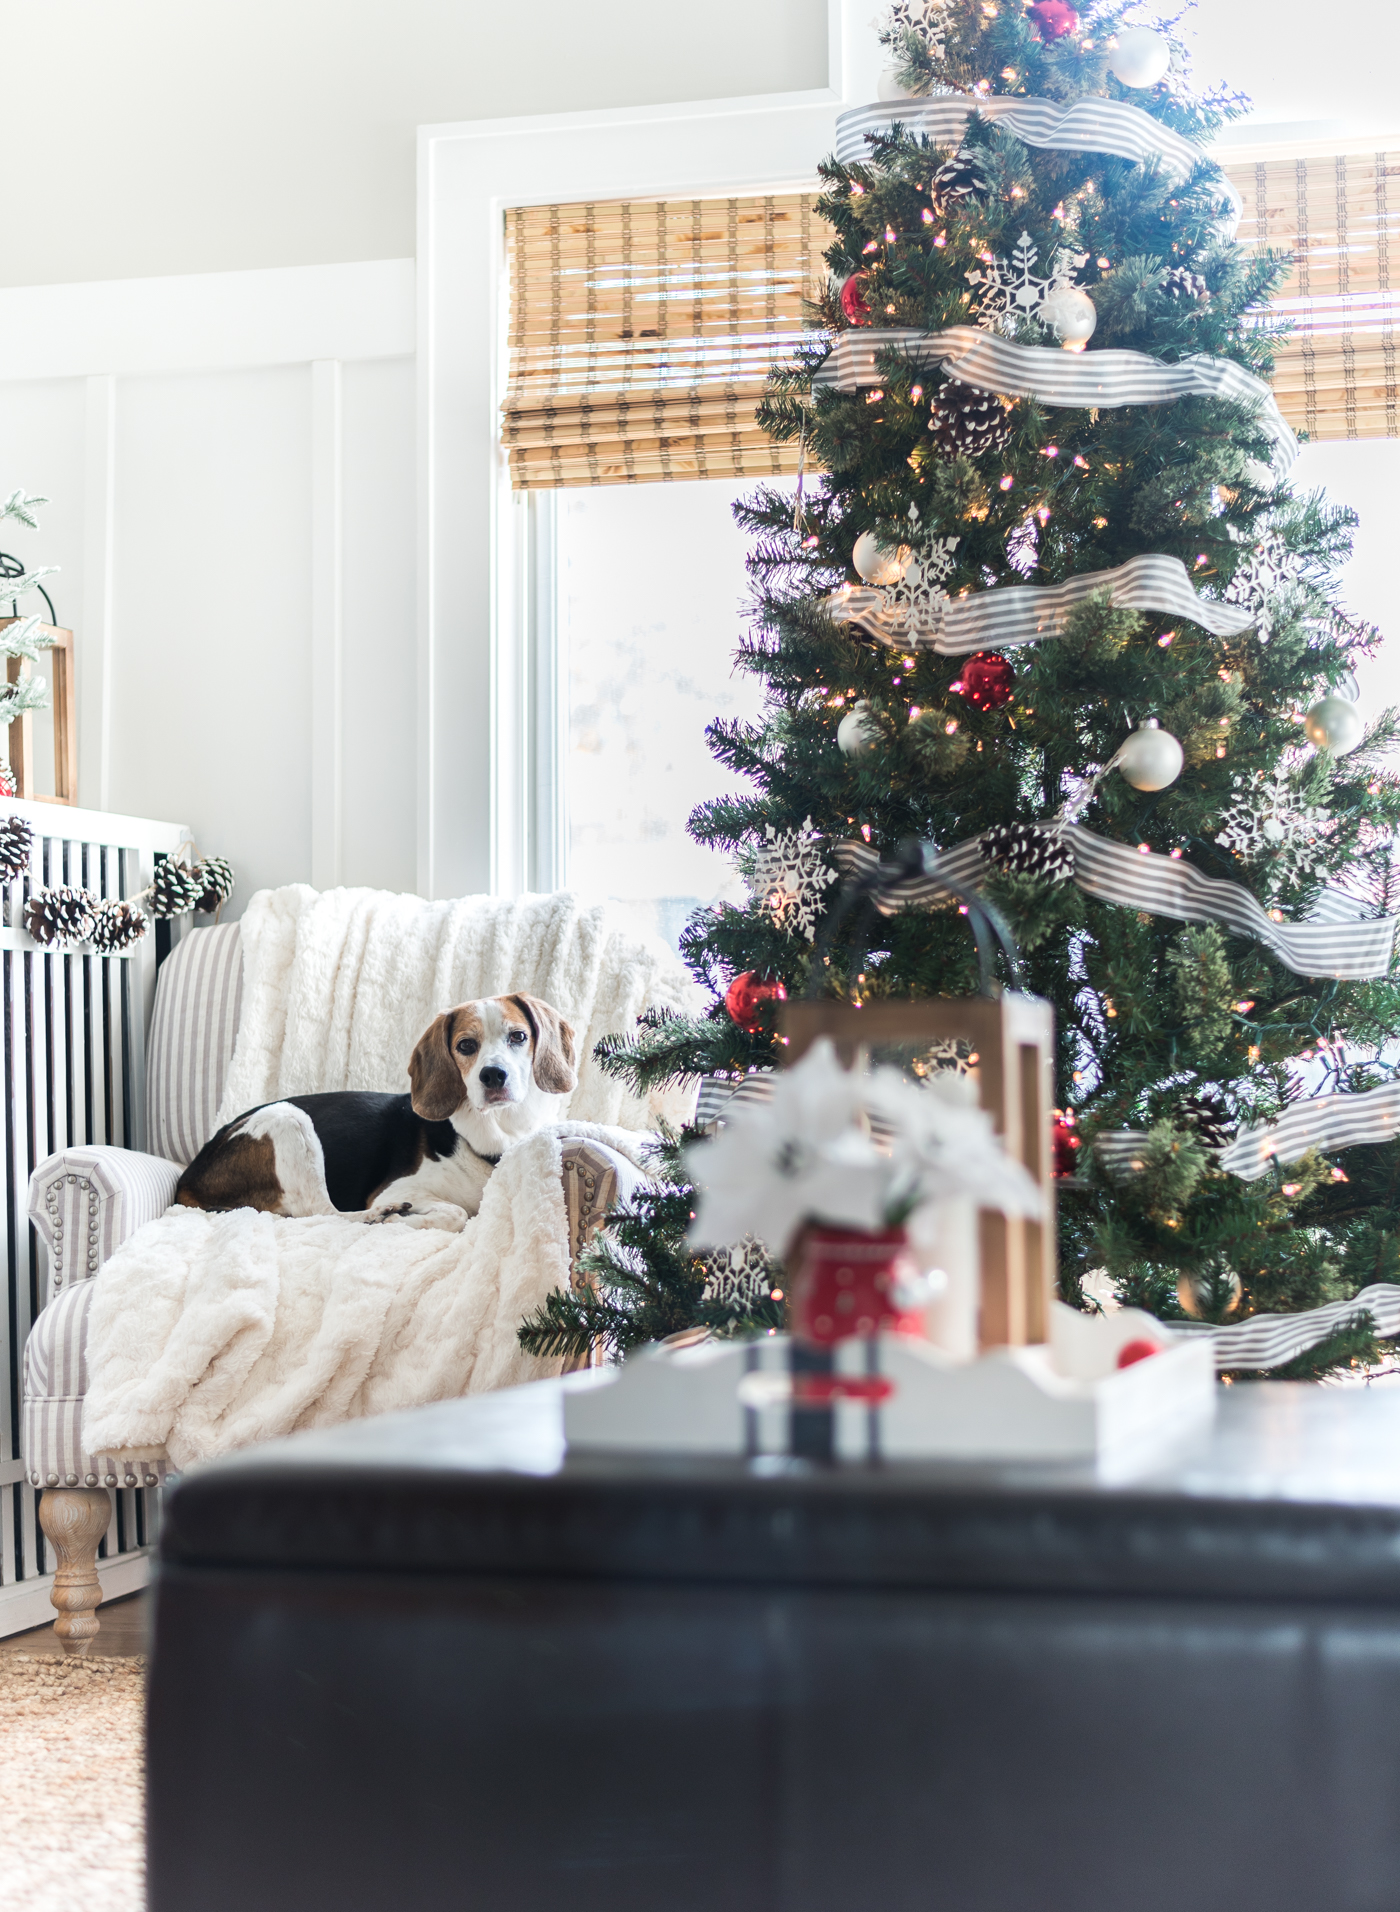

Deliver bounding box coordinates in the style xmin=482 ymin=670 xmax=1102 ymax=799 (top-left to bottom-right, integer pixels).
xmin=28 ymin=1147 xmax=182 ymax=1297
xmin=559 ymin=1137 xmax=655 ymax=1272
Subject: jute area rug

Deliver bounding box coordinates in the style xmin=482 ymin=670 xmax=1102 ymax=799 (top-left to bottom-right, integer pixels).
xmin=0 ymin=1656 xmax=144 ymax=1912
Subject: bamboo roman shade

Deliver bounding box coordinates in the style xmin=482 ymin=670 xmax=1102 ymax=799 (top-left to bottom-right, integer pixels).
xmin=1224 ymin=151 xmax=1400 ymax=439
xmin=502 ymin=194 xmax=833 ymax=488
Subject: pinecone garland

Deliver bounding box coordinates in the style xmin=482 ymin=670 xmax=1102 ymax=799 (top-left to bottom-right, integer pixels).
xmin=0 ymin=814 xmax=33 ymax=880
xmin=980 ymin=822 xmax=1075 ymax=883
xmin=1162 ymin=266 xmax=1209 ymax=302
xmin=927 ymin=381 xmax=1013 ymax=458
xmin=24 ymin=885 xmax=96 ymax=948
xmin=148 ymin=858 xmax=205 ymax=919
xmin=1180 ymin=1092 xmax=1234 ymax=1150
xmin=930 ymin=149 xmax=990 ymax=216
xmin=193 ymin=855 xmax=235 ymax=914
xmin=89 ymin=898 xmax=149 ymax=955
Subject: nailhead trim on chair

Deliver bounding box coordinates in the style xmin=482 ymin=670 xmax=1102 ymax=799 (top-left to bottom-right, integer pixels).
xmin=43 ymin=1174 xmax=99 ymax=1292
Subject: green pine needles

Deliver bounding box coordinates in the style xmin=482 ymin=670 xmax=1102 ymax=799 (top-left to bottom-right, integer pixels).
xmin=517 ymin=0 xmax=1400 ymax=1374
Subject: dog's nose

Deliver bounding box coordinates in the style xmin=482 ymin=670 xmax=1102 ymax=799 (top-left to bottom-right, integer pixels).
xmin=479 ymin=1065 xmax=507 ymax=1090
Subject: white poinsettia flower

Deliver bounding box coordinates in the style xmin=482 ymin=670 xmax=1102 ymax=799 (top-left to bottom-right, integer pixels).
xmin=687 ymin=1038 xmax=890 ymax=1256
xmin=864 ymin=1066 xmax=1044 ymax=1240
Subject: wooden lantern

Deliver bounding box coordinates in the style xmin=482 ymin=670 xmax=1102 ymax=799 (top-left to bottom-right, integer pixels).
xmin=782 ymin=993 xmax=1056 ymax=1351
xmin=0 ymin=620 xmax=76 ymax=805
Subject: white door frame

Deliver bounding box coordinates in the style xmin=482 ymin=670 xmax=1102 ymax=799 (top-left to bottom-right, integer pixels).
xmin=414 ymin=0 xmax=879 ymax=900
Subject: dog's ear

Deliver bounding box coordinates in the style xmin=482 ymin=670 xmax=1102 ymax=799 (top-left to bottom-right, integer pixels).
xmin=408 ymin=1010 xmax=467 ymax=1120
xmin=509 ymin=994 xmax=578 ymax=1096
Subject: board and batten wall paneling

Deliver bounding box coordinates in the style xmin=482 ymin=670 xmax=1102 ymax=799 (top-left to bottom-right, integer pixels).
xmin=0 ymin=258 xmax=417 ymax=911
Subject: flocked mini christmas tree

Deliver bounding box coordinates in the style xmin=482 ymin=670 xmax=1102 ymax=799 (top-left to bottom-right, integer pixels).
xmin=520 ymin=0 xmax=1400 ymax=1374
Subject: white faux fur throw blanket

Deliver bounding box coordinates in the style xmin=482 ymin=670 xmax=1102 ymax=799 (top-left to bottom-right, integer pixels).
xmin=82 ymin=885 xmax=698 ymax=1465
xmin=216 ymin=883 xmax=699 ymax=1131
xmin=84 ymin=1123 xmax=650 ymax=1469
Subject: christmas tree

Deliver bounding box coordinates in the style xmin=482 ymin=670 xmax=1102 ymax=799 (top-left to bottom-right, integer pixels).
xmin=519 ymin=0 xmax=1400 ymax=1375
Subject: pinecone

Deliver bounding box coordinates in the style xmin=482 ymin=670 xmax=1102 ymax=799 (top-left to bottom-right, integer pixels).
xmin=927 ymin=380 xmax=1012 ymax=458
xmin=0 ymin=813 xmax=33 ymax=881
xmin=980 ymin=822 xmax=1075 ymax=883
xmin=1162 ymin=266 xmax=1209 ymax=302
xmin=192 ymin=854 xmax=235 ymax=915
xmin=1180 ymin=1092 xmax=1234 ymax=1151
xmin=930 ymin=149 xmax=990 ymax=216
xmin=24 ymin=885 xmax=96 ymax=949
xmin=90 ymin=898 xmax=149 ymax=956
xmin=148 ymin=858 xmax=205 ymax=919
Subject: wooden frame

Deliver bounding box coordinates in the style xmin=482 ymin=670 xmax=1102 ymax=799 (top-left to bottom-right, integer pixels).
xmin=782 ymin=994 xmax=1057 ymax=1351
xmin=0 ymin=621 xmax=77 ymax=805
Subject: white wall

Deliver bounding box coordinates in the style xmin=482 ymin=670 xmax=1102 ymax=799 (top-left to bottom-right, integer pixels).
xmin=0 ymin=265 xmax=416 ymax=912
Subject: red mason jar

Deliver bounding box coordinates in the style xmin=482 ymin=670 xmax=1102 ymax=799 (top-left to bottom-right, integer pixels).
xmin=789 ymin=1224 xmax=922 ymax=1346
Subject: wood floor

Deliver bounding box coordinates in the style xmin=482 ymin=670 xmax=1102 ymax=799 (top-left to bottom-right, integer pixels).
xmin=0 ymin=1589 xmax=149 ymax=1660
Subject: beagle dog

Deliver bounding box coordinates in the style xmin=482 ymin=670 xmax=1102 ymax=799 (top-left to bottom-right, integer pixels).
xmin=175 ymin=994 xmax=577 ymax=1231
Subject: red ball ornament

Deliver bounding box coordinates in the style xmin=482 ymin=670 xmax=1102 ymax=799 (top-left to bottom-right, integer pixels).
xmin=839 ymin=273 xmax=873 ymax=327
xmin=1028 ymin=0 xmax=1078 ymax=39
xmin=1052 ymin=1110 xmax=1081 ymax=1180
xmin=952 ymin=651 xmax=1015 ymax=712
xmin=725 ymin=970 xmax=788 ymax=1034
xmin=1116 ymin=1338 xmax=1162 ymax=1369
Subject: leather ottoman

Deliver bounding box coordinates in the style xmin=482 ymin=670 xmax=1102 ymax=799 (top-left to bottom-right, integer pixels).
xmin=148 ymin=1380 xmax=1400 ymax=1912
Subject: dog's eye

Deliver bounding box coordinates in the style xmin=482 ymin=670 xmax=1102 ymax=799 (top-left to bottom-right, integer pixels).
xmin=455 ymin=1038 xmax=479 ymax=1056
xmin=507 ymin=1029 xmax=528 ymax=1046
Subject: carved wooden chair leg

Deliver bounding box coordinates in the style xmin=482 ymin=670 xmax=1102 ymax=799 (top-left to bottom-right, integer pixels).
xmin=38 ymin=1487 xmax=111 ymax=1655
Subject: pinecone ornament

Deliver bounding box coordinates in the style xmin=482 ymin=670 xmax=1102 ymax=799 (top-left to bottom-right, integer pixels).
xmin=1162 ymin=266 xmax=1209 ymax=302
xmin=148 ymin=858 xmax=204 ymax=919
xmin=1180 ymin=1092 xmax=1234 ymax=1151
xmin=0 ymin=759 xmax=16 ymax=799
xmin=0 ymin=813 xmax=33 ymax=880
xmin=24 ymin=885 xmax=96 ymax=948
xmin=980 ymin=822 xmax=1075 ymax=883
xmin=192 ymin=854 xmax=235 ymax=915
xmin=90 ymin=898 xmax=149 ymax=955
xmin=930 ymin=149 xmax=990 ymax=216
xmin=927 ymin=380 xmax=1013 ymax=458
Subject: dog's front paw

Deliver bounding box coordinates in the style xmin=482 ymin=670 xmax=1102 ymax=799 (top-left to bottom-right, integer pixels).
xmin=365 ymin=1200 xmax=469 ymax=1233
xmin=364 ymin=1201 xmax=415 ymax=1226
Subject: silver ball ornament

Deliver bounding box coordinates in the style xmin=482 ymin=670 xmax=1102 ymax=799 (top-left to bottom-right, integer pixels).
xmin=1116 ymin=719 xmax=1183 ymax=793
xmin=1043 ymin=286 xmax=1097 ymax=350
xmin=1107 ymin=25 xmax=1170 ymax=87
xmin=1303 ymin=696 xmax=1365 ymax=755
xmin=852 ymin=532 xmax=911 ymax=586
xmin=1241 ymin=458 xmax=1275 ymax=492
xmin=837 ymin=700 xmax=880 ymax=757
xmin=1177 ymin=1262 xmax=1242 ymax=1320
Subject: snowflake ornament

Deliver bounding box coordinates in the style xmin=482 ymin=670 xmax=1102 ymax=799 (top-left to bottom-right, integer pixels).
xmin=874 ymin=538 xmax=962 ymax=644
xmin=1215 ymin=768 xmax=1334 ymax=890
xmin=965 ymin=232 xmax=1090 ymax=338
xmin=700 ymin=1238 xmax=776 ymax=1313
xmin=747 ymin=818 xmax=839 ymax=941
xmin=878 ymin=0 xmax=950 ymax=54
xmin=1221 ymin=533 xmax=1308 ymax=642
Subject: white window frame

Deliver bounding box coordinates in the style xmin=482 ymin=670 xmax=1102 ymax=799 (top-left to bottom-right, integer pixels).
xmin=414 ymin=0 xmax=878 ymax=900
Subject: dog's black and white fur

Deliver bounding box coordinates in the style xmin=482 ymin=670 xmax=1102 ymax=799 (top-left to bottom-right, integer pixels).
xmin=175 ymin=994 xmax=577 ymax=1232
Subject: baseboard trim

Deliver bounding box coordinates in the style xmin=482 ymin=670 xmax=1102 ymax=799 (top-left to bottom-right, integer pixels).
xmin=0 ymin=1550 xmax=150 ymax=1639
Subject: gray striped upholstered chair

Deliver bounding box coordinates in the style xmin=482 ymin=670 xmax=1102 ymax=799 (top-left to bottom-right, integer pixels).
xmin=20 ymin=924 xmax=644 ymax=1652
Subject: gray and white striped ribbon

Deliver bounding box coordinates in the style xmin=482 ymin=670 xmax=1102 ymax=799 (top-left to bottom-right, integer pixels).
xmin=828 ymin=552 xmax=1256 ymax=653
xmin=1179 ymin=1283 xmax=1400 ymax=1370
xmin=834 ymin=95 xmax=1240 ymax=229
xmin=834 ymin=826 xmax=1400 ymax=981
xmin=694 ymin=1073 xmax=778 ymax=1127
xmin=1218 ymin=1080 xmax=1400 ymax=1181
xmin=813 ymin=327 xmax=1298 ymax=478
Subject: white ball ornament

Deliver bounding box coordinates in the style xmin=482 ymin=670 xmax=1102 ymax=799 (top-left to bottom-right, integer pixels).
xmin=852 ymin=532 xmax=911 ymax=586
xmin=1304 ymin=696 xmax=1366 ymax=755
xmin=1116 ymin=719 xmax=1184 ymax=792
xmin=1241 ymin=458 xmax=1276 ymax=492
xmin=877 ymin=66 xmax=919 ymax=100
xmin=1042 ymin=286 xmax=1097 ymax=352
xmin=1107 ymin=25 xmax=1170 ymax=87
xmin=837 ymin=700 xmax=880 ymax=757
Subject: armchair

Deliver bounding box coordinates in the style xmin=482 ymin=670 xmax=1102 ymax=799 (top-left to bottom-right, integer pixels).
xmin=20 ymin=923 xmax=644 ymax=1652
